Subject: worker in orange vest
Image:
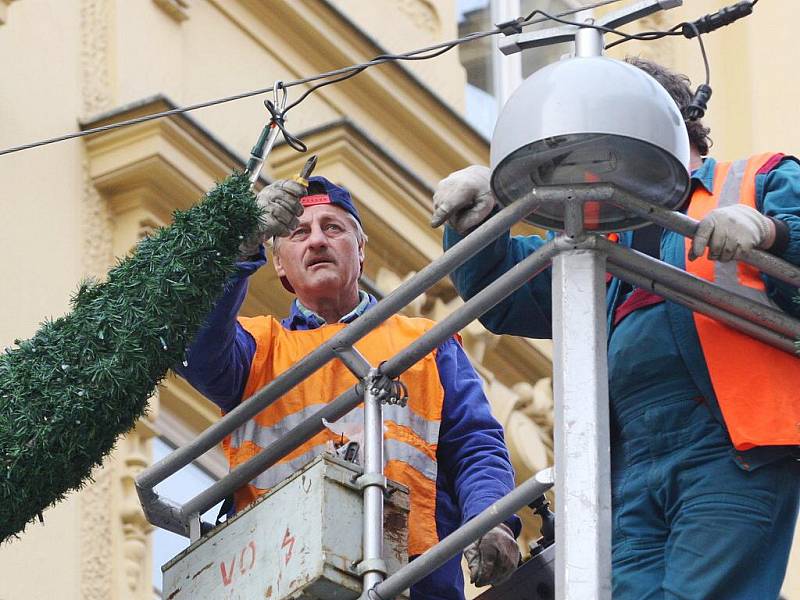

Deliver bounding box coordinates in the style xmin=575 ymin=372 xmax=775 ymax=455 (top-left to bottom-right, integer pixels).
xmin=177 ymin=175 xmax=521 ymax=599
xmin=431 ymin=57 xmax=800 ymax=599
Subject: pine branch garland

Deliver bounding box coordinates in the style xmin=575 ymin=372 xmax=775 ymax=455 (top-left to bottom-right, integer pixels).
xmin=0 ymin=172 xmax=260 ymax=542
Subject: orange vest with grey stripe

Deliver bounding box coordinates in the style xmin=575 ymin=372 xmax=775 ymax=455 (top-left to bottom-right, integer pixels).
xmin=685 ymin=152 xmax=800 ymax=450
xmin=224 ymin=313 xmax=445 ymax=556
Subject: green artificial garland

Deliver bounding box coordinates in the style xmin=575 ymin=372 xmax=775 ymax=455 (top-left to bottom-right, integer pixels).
xmin=0 ymin=172 xmax=261 ymax=542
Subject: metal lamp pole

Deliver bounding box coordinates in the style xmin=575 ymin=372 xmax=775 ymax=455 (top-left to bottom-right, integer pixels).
xmin=360 ymin=369 xmax=387 ymax=594
xmin=550 ymin=24 xmax=613 ymax=600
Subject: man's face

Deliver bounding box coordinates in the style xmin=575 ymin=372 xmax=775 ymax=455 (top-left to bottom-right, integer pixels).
xmin=273 ymin=204 xmax=364 ymax=301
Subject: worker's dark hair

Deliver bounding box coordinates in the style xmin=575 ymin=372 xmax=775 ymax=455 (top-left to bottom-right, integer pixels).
xmin=625 ymin=56 xmax=711 ymax=156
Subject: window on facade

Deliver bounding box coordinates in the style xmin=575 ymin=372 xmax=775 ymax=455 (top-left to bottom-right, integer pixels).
xmin=457 ymin=0 xmax=575 ymax=138
xmin=458 ymin=0 xmax=497 ymax=138
xmin=151 ymin=436 xmax=225 ymax=598
xmin=519 ymin=0 xmax=575 ymax=77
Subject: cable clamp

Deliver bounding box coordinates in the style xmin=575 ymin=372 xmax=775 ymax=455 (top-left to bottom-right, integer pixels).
xmin=263 ymin=82 xmax=307 ymax=153
xmin=681 ymin=1 xmax=754 ymax=38
xmin=368 ymin=364 xmax=409 ymax=407
xmin=272 ymin=80 xmax=288 ymax=112
xmin=496 ymin=17 xmax=524 ymax=36
xmin=354 ymin=558 xmax=388 ymax=577
xmin=353 ymin=473 xmax=387 ymax=490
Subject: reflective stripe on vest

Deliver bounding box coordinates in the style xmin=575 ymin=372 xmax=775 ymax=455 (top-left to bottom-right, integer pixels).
xmin=710 ymin=159 xmax=773 ymax=305
xmin=225 ymin=313 xmax=447 ymax=556
xmin=685 ymin=153 xmax=800 ymax=450
xmin=229 ymin=403 xmax=440 ymax=450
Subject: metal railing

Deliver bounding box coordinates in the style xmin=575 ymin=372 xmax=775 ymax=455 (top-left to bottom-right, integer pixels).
xmin=136 ymin=182 xmax=800 ymax=599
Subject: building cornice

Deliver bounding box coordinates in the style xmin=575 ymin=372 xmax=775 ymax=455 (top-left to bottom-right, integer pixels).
xmin=210 ymin=0 xmax=489 ymax=180
xmin=0 ymin=0 xmax=17 ymax=25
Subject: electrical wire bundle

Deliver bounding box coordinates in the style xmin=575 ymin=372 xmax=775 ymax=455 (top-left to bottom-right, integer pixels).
xmin=0 ymin=0 xmax=760 ymax=160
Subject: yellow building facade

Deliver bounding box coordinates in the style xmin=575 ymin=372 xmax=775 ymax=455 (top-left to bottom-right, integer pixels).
xmin=0 ymin=1 xmax=796 ymax=598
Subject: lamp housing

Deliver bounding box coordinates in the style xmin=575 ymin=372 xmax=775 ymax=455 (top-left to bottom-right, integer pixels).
xmin=490 ymin=55 xmax=691 ymax=232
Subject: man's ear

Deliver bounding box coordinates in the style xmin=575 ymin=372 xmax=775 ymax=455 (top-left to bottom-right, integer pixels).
xmin=358 ymin=239 xmax=365 ymax=264
xmin=272 ymin=247 xmax=285 ymax=278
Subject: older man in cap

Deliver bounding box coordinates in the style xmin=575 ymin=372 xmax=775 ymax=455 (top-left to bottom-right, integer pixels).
xmin=177 ymin=175 xmax=521 ymax=599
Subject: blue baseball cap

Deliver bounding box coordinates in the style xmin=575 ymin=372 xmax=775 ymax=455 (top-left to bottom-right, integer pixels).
xmin=278 ymin=176 xmax=364 ymax=294
xmin=300 ymin=176 xmax=362 ymax=225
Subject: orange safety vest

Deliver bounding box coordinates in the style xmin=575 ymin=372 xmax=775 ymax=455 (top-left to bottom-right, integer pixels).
xmin=224 ymin=314 xmax=446 ymax=556
xmin=685 ymin=152 xmax=800 ymax=450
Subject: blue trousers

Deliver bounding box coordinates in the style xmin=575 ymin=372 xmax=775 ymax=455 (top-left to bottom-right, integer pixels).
xmin=611 ymin=393 xmax=800 ymax=599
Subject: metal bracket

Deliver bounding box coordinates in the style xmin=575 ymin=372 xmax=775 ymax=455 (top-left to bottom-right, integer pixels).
xmin=365 ymin=366 xmax=409 ymax=407
xmin=354 ymin=557 xmax=389 ymax=577
xmin=535 ymin=467 xmax=556 ymax=487
xmin=188 ymin=512 xmax=202 ymax=543
xmin=600 ymin=0 xmax=681 ymax=30
xmin=353 ymin=472 xmax=388 ymax=490
xmin=499 ymin=0 xmax=682 ymax=56
xmin=496 ymin=17 xmax=524 ymax=36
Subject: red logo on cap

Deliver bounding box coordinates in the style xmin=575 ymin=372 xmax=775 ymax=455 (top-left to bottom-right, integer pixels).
xmin=300 ymin=194 xmax=331 ymax=207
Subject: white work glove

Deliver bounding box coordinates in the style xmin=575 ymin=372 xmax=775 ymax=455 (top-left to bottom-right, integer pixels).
xmin=463 ymin=523 xmax=520 ymax=588
xmin=431 ymin=165 xmax=496 ymax=234
xmin=239 ymin=179 xmax=305 ymax=258
xmin=690 ymin=204 xmax=776 ymax=263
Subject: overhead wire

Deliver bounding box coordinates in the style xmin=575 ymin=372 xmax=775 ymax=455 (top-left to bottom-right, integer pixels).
xmin=0 ymin=0 xmax=625 ymax=158
xmin=0 ymin=0 xmax=758 ymax=158
xmin=525 ymin=7 xmax=682 ymax=45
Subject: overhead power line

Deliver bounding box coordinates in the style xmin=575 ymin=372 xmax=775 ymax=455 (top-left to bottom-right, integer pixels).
xmin=0 ymin=0 xmax=624 ymax=158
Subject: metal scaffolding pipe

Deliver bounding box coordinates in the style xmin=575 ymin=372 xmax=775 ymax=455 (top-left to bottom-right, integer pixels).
xmin=611 ymin=186 xmax=800 ymax=288
xmin=607 ymin=263 xmax=797 ymax=354
xmin=361 ymin=370 xmax=386 ymax=592
xmin=368 ymin=470 xmax=554 ymax=600
xmin=600 ymin=238 xmax=800 ymax=340
xmin=179 ymin=387 xmax=360 ymax=522
xmin=553 ymin=203 xmax=612 ymax=600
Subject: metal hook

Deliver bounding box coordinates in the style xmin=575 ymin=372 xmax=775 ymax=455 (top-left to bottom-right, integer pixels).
xmin=272 ymin=80 xmax=287 ymax=113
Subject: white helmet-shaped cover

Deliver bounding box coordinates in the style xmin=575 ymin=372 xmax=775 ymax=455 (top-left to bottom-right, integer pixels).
xmin=490 ymin=55 xmax=691 ymax=232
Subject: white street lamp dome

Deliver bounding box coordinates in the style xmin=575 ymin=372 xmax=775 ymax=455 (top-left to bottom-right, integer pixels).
xmin=490 ymin=55 xmax=691 ymax=232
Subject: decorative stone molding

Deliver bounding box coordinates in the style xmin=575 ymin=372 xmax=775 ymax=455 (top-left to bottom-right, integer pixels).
xmin=80 ymin=465 xmax=114 ymax=600
xmin=79 ymin=0 xmax=114 ymax=278
xmin=223 ymin=0 xmax=487 ymax=177
xmin=0 ymin=0 xmax=17 ymax=26
xmin=516 ymin=377 xmax=554 ymax=438
xmin=81 ymin=159 xmax=114 ymax=279
xmin=396 ymin=0 xmax=439 ymax=34
xmin=79 ymin=3 xmax=117 ymax=597
xmin=119 ymin=403 xmax=158 ymax=594
xmin=81 ymin=97 xmax=249 ymax=260
xmin=153 ymin=0 xmax=190 ymax=23
xmin=80 ymin=0 xmax=113 ymax=118
xmin=460 ymin=320 xmax=500 ymax=364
